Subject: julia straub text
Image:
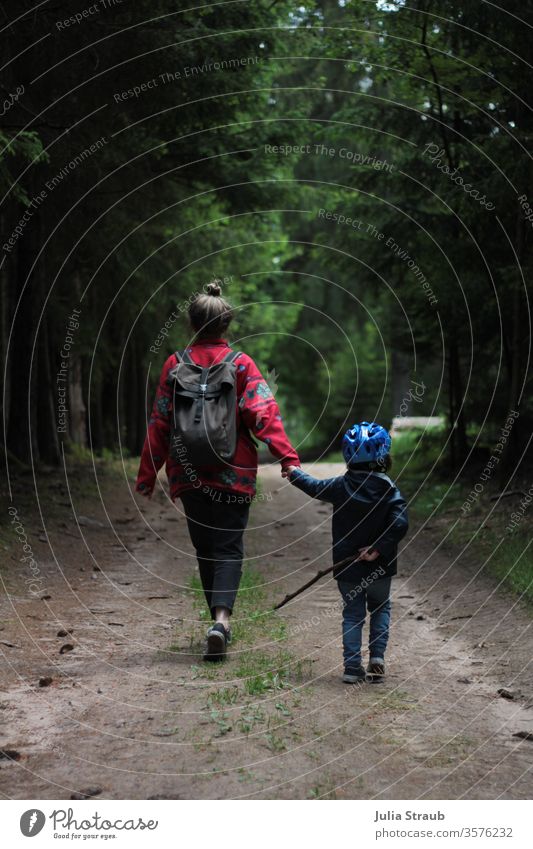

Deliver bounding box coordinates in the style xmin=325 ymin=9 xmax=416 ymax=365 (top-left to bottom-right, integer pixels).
xmin=374 ymin=810 xmax=445 ymax=822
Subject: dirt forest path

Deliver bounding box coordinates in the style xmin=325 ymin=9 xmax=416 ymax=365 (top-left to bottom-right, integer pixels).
xmin=1 ymin=463 xmax=533 ymax=800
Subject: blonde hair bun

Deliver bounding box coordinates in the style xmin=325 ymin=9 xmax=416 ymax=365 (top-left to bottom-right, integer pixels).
xmin=206 ymin=280 xmax=222 ymax=297
xmin=189 ymin=282 xmax=233 ymax=337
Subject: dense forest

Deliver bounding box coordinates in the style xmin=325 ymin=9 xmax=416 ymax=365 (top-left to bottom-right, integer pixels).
xmin=1 ymin=0 xmax=532 ymax=481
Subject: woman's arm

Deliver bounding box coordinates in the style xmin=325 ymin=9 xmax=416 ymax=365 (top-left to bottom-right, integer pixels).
xmin=135 ymin=354 xmax=175 ymax=496
xmin=236 ymin=355 xmax=300 ymax=470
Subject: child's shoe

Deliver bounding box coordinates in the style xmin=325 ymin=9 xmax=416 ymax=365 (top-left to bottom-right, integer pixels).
xmin=367 ymin=658 xmax=385 ymax=681
xmin=342 ymin=665 xmax=367 ymax=684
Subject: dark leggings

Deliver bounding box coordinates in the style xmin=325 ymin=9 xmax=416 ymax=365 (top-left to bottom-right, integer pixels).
xmin=180 ymin=489 xmax=250 ymax=618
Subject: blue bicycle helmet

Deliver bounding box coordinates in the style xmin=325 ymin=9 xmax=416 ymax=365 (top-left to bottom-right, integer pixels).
xmin=342 ymin=421 xmax=391 ymax=466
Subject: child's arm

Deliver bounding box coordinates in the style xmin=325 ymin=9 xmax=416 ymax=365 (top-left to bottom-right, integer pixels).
xmin=285 ymin=465 xmax=344 ymax=504
xmin=371 ymin=493 xmax=409 ymax=560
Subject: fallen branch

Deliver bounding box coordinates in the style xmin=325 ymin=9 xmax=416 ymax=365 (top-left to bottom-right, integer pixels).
xmin=490 ymin=490 xmax=526 ymax=501
xmin=274 ymin=553 xmax=360 ymax=610
xmin=513 ymin=731 xmax=533 ymax=741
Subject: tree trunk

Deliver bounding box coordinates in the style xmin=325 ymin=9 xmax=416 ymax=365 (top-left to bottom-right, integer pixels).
xmin=123 ymin=337 xmax=147 ymax=455
xmin=447 ymin=334 xmax=468 ymax=468
xmin=447 ymin=340 xmax=456 ymax=470
xmin=124 ymin=340 xmax=137 ymax=455
xmin=68 ymin=272 xmax=86 ymax=446
xmin=6 ymin=210 xmax=40 ymax=463
xmin=68 ymin=355 xmax=86 ymax=446
xmin=391 ymin=350 xmax=413 ymax=421
xmin=500 ymin=206 xmax=527 ymax=478
xmin=37 ymin=312 xmax=61 ymax=464
xmin=0 ymin=212 xmax=9 ymax=470
xmin=89 ymin=379 xmax=104 ymax=452
xmin=135 ymin=340 xmax=148 ymax=454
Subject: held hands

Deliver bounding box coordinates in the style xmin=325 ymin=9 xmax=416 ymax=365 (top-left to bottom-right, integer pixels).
xmin=356 ymin=546 xmax=380 ymax=562
xmin=281 ymin=465 xmax=298 ymax=479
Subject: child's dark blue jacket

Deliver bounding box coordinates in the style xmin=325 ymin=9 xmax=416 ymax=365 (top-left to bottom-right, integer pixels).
xmin=289 ymin=467 xmax=408 ymax=583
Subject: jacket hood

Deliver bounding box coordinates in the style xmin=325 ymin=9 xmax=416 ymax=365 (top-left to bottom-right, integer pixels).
xmin=343 ymin=468 xmax=395 ymax=504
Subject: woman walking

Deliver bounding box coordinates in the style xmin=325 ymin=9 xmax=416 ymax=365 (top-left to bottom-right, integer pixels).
xmin=136 ymin=281 xmax=300 ymax=659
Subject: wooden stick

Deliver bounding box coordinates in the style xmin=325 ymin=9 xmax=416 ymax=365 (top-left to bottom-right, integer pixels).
xmin=273 ymin=553 xmax=358 ymax=610
xmin=490 ymin=490 xmax=526 ymax=501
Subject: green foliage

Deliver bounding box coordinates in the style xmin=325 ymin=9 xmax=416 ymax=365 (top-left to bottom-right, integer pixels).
xmin=484 ymin=530 xmax=533 ymax=605
xmin=2 ymin=0 xmax=531 ymax=473
xmin=393 ymin=430 xmax=533 ymax=603
xmin=0 ymin=130 xmax=48 ymax=202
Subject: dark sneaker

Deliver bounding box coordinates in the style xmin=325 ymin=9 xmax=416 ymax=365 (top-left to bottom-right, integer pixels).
xmin=342 ymin=665 xmax=367 ymax=684
xmin=204 ymin=623 xmax=229 ymax=661
xmin=367 ymin=660 xmax=385 ymax=681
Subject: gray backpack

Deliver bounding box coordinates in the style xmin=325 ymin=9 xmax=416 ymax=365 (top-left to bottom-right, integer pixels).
xmin=166 ymin=349 xmax=241 ymax=465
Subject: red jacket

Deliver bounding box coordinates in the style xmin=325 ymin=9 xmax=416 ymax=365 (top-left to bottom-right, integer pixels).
xmin=136 ymin=339 xmax=300 ymax=499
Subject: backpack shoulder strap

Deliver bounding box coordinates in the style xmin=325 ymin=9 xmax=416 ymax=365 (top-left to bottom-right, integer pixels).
xmin=223 ymin=350 xmax=242 ymax=364
xmin=175 ymin=349 xmax=195 ymax=365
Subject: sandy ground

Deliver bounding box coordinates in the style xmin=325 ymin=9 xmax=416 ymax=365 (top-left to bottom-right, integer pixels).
xmin=1 ymin=463 xmax=532 ymax=800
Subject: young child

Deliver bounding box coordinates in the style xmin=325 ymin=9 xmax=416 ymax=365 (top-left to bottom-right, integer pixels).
xmin=284 ymin=422 xmax=408 ymax=684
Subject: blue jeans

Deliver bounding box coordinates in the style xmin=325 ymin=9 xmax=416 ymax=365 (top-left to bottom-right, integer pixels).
xmin=338 ymin=577 xmax=392 ymax=667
